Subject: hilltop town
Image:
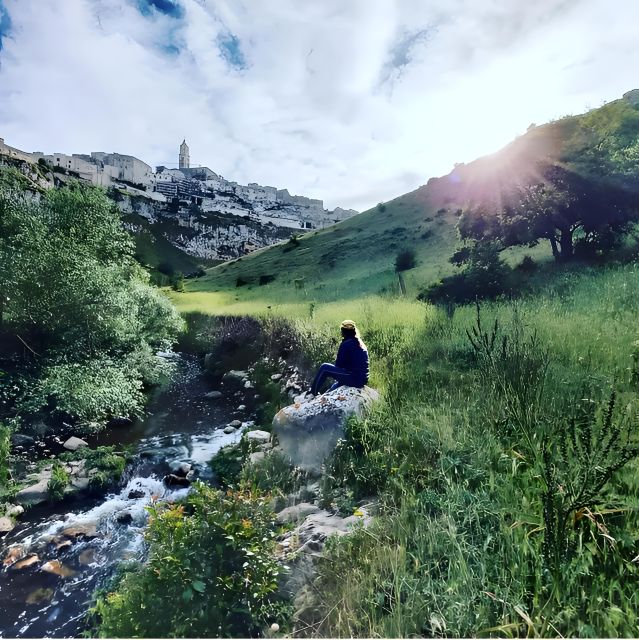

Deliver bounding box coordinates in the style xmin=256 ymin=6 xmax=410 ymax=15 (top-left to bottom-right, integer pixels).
xmin=0 ymin=137 xmax=358 ymax=261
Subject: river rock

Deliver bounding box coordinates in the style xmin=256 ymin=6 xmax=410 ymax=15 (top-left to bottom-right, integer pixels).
xmin=204 ymin=390 xmax=223 ymax=400
xmin=271 ymin=373 xmax=283 ymax=381
xmin=248 ymin=451 xmax=265 ymax=465
xmin=11 ymin=433 xmax=35 ymax=448
xmin=10 ymin=553 xmax=40 ymax=571
xmin=61 ymin=522 xmax=99 ymax=540
xmin=237 ymin=404 xmax=247 ymax=410
xmin=0 ymin=516 xmax=15 ymax=534
xmin=223 ymin=426 xmax=236 ymax=434
xmin=276 ymin=503 xmax=321 ymax=524
xmin=273 ymin=386 xmax=380 ymax=475
xmin=246 ymin=430 xmax=271 ymax=446
xmin=6 ymin=504 xmax=25 ymax=518
xmin=53 ymin=537 xmax=73 ymax=552
xmin=169 ymin=461 xmax=192 ymax=477
xmin=163 ymin=474 xmax=190 ymax=488
xmin=41 ymin=560 xmax=77 ymax=578
xmin=128 ymin=489 xmax=146 ymax=499
xmin=3 ymin=545 xmax=25 ymax=566
xmin=26 ymin=588 xmax=55 ymax=605
xmin=229 ymin=420 xmax=242 ymax=428
xmin=15 ymin=478 xmax=50 ymax=506
xmin=78 ymin=549 xmax=97 ymax=565
xmin=63 ymin=436 xmax=88 ymax=451
xmin=222 ymin=370 xmax=249 ymax=387
xmin=116 ymin=511 xmax=133 ymax=525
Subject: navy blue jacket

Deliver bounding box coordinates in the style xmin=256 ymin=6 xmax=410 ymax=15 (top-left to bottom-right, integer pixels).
xmin=335 ymin=338 xmax=369 ymax=386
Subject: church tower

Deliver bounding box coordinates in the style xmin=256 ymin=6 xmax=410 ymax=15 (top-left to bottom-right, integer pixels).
xmin=179 ymin=139 xmax=190 ymax=169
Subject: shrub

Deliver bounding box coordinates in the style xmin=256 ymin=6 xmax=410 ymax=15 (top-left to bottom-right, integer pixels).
xmin=258 ymin=274 xmax=275 ymax=286
xmin=210 ymin=444 xmax=243 ymax=488
xmin=516 ymin=255 xmax=537 ymax=273
xmin=0 ymin=424 xmax=11 ymax=495
xmin=91 ymin=483 xmax=285 ymax=638
xmin=377 ymin=202 xmax=387 ymax=212
xmin=236 ymin=276 xmax=249 ymax=287
xmin=240 ymin=451 xmax=305 ymax=495
xmin=47 ymin=462 xmax=69 ymax=501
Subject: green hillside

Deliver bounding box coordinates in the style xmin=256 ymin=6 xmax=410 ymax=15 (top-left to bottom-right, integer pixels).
xmin=177 ymin=91 xmax=639 ymax=316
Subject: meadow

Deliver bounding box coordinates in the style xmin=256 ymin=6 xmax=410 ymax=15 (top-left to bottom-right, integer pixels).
xmin=169 ymin=259 xmax=639 ymax=637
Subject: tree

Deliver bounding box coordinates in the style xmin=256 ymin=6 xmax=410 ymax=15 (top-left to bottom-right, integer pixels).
xmin=0 ymin=178 xmax=184 ymax=428
xmin=395 ymin=248 xmax=416 ymax=272
xmin=458 ymin=164 xmax=638 ymax=261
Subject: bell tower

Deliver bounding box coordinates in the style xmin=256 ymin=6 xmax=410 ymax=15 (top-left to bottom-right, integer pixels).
xmin=179 ymin=139 xmax=190 ymax=169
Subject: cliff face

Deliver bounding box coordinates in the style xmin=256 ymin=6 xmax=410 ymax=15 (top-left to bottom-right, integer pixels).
xmin=117 ymin=191 xmax=292 ymax=263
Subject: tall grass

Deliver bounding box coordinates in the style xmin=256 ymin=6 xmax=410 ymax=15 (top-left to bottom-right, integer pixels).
xmin=161 ymin=261 xmax=639 ymax=637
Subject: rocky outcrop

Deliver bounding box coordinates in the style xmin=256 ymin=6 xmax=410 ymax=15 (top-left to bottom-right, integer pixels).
xmin=272 ymin=386 xmax=380 ymax=474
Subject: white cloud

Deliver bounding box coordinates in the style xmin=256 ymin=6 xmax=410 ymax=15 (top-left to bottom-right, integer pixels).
xmin=0 ymin=0 xmax=638 ymax=210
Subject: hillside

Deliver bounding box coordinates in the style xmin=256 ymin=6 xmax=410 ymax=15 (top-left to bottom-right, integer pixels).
xmin=178 ymin=90 xmax=639 ymax=315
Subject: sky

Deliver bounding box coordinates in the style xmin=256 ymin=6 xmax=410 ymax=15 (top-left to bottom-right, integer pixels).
xmin=0 ymin=0 xmax=638 ymax=211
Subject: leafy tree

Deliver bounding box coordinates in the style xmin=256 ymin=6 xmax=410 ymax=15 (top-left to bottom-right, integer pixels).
xmin=458 ymin=164 xmax=638 ymax=261
xmin=0 ymin=178 xmax=184 ymax=428
xmin=395 ymin=248 xmax=416 ymax=272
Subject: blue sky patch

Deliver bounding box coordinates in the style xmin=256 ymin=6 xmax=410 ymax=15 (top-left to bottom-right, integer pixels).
xmin=217 ymin=32 xmax=247 ymax=71
xmin=137 ymin=0 xmax=184 ymax=20
xmin=0 ymin=1 xmax=12 ymax=52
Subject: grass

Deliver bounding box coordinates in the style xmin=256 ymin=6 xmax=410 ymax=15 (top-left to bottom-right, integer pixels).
xmin=174 ymin=186 xmax=552 ymax=311
xmin=179 ymin=258 xmax=639 ymax=637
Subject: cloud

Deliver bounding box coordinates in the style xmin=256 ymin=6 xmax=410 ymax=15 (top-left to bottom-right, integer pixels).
xmin=0 ymin=1 xmax=11 ymax=51
xmin=0 ymin=0 xmax=638 ymax=211
xmin=137 ymin=0 xmax=184 ymax=20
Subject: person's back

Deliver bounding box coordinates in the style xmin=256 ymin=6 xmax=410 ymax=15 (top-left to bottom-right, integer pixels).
xmin=335 ymin=336 xmax=369 ymax=387
xmin=310 ymin=319 xmax=369 ymax=396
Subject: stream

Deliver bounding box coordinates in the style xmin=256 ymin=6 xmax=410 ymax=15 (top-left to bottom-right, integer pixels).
xmin=0 ymin=353 xmax=246 ymax=638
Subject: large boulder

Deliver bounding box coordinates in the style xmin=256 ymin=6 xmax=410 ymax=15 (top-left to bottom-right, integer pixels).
xmin=272 ymin=386 xmax=380 ymax=474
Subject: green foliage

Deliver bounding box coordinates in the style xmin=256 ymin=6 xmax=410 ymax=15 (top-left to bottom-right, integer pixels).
xmin=47 ymin=461 xmax=69 ymax=502
xmin=240 ymin=451 xmax=305 ymax=495
xmin=377 ymin=202 xmax=387 ymax=212
xmin=209 ymin=444 xmax=243 ymax=488
xmin=61 ymin=445 xmax=128 ymax=492
xmin=541 ymin=391 xmax=639 ymax=576
xmin=394 ymin=248 xmax=416 ymax=272
xmin=420 ymin=241 xmax=513 ymax=304
xmin=91 ymin=483 xmax=284 ymax=638
xmin=0 ymin=180 xmax=184 ymax=428
xmin=457 ymin=164 xmax=638 ymax=262
xmin=0 ymin=424 xmax=11 ymax=495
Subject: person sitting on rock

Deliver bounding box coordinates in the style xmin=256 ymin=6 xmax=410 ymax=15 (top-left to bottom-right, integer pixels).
xmin=310 ymin=320 xmax=369 ymax=396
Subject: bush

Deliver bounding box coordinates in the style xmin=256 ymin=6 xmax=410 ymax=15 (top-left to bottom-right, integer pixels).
xmin=240 ymin=451 xmax=305 ymax=495
xmin=236 ymin=277 xmax=250 ymax=287
xmin=209 ymin=445 xmax=243 ymax=488
xmin=516 ymin=255 xmax=537 ymax=273
xmin=47 ymin=461 xmax=69 ymax=501
xmin=377 ymin=202 xmax=387 ymax=212
xmin=91 ymin=484 xmax=285 ymax=638
xmin=0 ymin=424 xmax=11 ymax=496
xmin=420 ymin=242 xmax=512 ymax=305
xmin=259 ymin=274 xmax=275 ymax=286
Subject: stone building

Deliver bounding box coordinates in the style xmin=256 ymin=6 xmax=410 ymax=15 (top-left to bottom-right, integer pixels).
xmin=179 ymin=140 xmax=190 ymax=169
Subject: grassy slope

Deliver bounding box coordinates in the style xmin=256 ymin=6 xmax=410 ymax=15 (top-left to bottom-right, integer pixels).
xmin=175 ymin=94 xmax=639 ymax=317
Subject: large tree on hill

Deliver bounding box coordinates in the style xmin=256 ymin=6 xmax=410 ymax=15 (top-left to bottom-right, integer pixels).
xmin=457 ymin=164 xmax=638 ymax=261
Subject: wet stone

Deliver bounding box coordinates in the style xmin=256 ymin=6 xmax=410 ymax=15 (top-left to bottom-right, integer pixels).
xmin=41 ymin=559 xmax=77 ymax=578
xmin=10 ymin=553 xmax=40 ymax=571
xmin=78 ymin=548 xmax=97 ymax=565
xmin=26 ymin=588 xmax=55 ymax=605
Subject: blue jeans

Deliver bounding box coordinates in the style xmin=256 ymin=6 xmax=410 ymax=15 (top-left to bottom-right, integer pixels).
xmin=311 ymin=363 xmax=359 ymax=395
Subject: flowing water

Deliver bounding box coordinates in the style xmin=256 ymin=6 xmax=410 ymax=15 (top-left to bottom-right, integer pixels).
xmin=0 ymin=354 xmax=246 ymax=638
